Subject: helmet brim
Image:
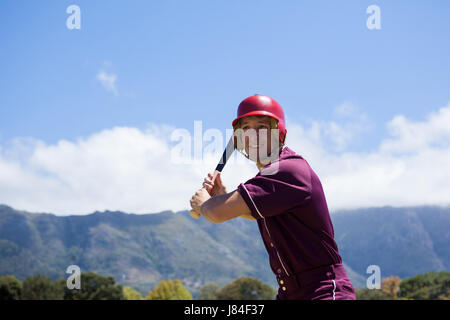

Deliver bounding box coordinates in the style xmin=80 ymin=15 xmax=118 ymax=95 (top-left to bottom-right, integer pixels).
xmin=232 ymin=111 xmax=282 ymax=127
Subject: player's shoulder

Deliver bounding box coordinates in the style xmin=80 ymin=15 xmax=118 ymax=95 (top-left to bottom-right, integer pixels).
xmin=276 ymin=146 xmax=310 ymax=170
xmin=259 ymin=147 xmax=311 ymax=183
xmin=280 ymin=146 xmax=307 ymax=162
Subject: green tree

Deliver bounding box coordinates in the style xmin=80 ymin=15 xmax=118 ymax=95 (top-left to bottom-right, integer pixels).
xmin=215 ymin=277 xmax=276 ymax=300
xmin=123 ymin=286 xmax=143 ymax=300
xmin=197 ymin=282 xmax=220 ymax=300
xmin=355 ymin=288 xmax=393 ymax=300
xmin=145 ymin=279 xmax=192 ymax=300
xmin=381 ymin=276 xmax=401 ymax=299
xmin=21 ymin=274 xmax=64 ymax=300
xmin=399 ymin=271 xmax=450 ymax=300
xmin=64 ymin=272 xmax=124 ymax=300
xmin=0 ymin=275 xmax=22 ymax=300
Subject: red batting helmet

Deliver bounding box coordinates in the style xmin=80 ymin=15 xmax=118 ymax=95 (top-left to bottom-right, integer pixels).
xmin=232 ymin=94 xmax=287 ymax=143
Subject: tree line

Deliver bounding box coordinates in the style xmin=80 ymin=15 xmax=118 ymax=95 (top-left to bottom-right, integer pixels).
xmin=0 ymin=272 xmax=276 ymax=300
xmin=1 ymin=271 xmax=449 ymax=300
xmin=355 ymin=271 xmax=450 ymax=300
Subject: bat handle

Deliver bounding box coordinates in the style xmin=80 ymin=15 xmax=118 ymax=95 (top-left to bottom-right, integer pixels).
xmin=190 ymin=170 xmax=221 ymax=219
xmin=190 ymin=209 xmax=201 ymax=219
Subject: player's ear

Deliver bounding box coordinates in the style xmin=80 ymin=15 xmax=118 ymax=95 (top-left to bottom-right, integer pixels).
xmin=270 ymin=117 xmax=278 ymax=130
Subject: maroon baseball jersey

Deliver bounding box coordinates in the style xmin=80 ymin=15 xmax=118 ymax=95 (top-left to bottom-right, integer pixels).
xmin=237 ymin=146 xmax=356 ymax=300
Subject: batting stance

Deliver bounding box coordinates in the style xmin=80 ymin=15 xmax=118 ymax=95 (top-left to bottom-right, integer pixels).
xmin=190 ymin=94 xmax=356 ymax=300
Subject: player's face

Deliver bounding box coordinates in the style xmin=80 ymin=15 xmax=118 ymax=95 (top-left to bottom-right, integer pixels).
xmin=240 ymin=116 xmax=274 ymax=163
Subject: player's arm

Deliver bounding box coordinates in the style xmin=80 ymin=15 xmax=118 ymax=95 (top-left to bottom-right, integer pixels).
xmin=201 ymin=190 xmax=255 ymax=223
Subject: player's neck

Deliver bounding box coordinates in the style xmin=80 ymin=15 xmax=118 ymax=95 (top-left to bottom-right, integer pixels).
xmin=256 ymin=146 xmax=284 ymax=170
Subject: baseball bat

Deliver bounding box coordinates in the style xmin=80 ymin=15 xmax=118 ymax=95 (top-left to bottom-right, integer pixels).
xmin=190 ymin=135 xmax=235 ymax=218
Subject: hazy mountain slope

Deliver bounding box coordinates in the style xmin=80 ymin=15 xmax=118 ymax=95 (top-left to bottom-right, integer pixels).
xmin=1 ymin=204 xmax=449 ymax=295
xmin=332 ymin=206 xmax=449 ymax=279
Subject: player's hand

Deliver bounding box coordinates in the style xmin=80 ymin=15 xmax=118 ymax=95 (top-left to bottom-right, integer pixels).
xmin=189 ymin=187 xmax=211 ymax=219
xmin=203 ymin=172 xmax=227 ymax=196
xmin=189 ymin=209 xmax=201 ymax=219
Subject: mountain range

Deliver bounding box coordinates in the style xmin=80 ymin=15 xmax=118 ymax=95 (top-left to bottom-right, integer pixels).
xmin=0 ymin=204 xmax=449 ymax=296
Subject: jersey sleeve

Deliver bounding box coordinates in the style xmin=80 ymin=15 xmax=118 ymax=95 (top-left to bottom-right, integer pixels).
xmin=236 ymin=159 xmax=312 ymax=219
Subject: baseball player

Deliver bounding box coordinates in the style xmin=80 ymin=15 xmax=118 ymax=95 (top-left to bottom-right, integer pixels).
xmin=190 ymin=94 xmax=356 ymax=300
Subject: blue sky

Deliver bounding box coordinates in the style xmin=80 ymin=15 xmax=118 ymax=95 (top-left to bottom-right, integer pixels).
xmin=0 ymin=1 xmax=449 ymax=214
xmin=1 ymin=0 xmax=448 ymax=146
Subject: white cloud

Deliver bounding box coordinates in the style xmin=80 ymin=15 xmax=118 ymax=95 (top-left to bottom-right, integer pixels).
xmin=288 ymin=102 xmax=450 ymax=210
xmin=0 ymin=102 xmax=450 ymax=215
xmin=96 ymin=71 xmax=118 ymax=95
xmin=0 ymin=126 xmax=257 ymax=215
xmin=300 ymin=102 xmax=373 ymax=152
xmin=380 ymin=105 xmax=450 ymax=153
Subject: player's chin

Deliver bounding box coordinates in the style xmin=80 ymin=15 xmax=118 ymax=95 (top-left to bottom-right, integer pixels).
xmin=249 ymin=155 xmax=267 ymax=165
xmin=247 ymin=147 xmax=258 ymax=161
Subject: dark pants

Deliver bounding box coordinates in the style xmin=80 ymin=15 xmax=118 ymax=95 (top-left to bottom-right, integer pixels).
xmin=276 ymin=263 xmax=356 ymax=300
